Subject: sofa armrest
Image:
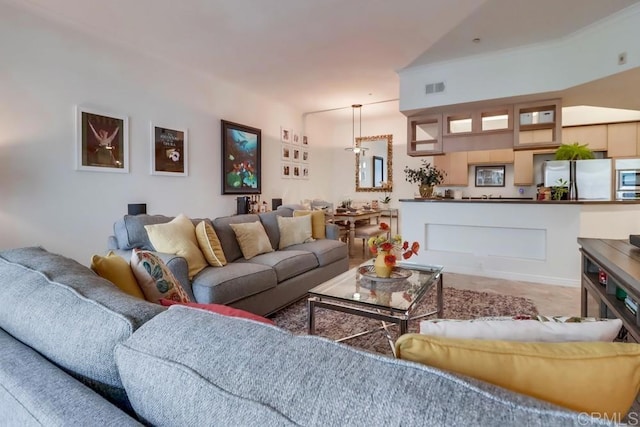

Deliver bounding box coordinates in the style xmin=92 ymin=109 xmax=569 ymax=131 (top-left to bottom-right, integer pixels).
xmin=325 ymin=223 xmax=340 ymax=240
xmin=109 ymin=249 xmax=194 ymax=301
xmin=107 ymin=235 xmax=119 ymax=250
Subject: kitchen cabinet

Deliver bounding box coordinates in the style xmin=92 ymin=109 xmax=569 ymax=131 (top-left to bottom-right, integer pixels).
xmin=513 ymin=150 xmax=534 ymax=186
xmin=513 ymin=99 xmax=562 ymax=148
xmin=407 ymin=114 xmax=442 ymax=156
xmin=562 ymin=124 xmax=607 ymax=151
xmin=467 ymin=149 xmax=514 ymax=165
xmin=607 ymin=122 xmax=638 ymax=158
xmin=433 ymin=151 xmax=468 ymax=186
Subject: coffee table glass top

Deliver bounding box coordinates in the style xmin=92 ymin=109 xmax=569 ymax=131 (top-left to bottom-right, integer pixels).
xmin=309 ymin=260 xmax=443 ymax=312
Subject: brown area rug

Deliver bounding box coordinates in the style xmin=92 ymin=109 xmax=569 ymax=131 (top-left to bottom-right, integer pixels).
xmin=271 ymin=288 xmax=538 ymax=357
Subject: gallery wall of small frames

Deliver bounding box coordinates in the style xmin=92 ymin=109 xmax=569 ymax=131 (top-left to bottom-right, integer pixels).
xmin=280 ymin=126 xmax=309 ymax=180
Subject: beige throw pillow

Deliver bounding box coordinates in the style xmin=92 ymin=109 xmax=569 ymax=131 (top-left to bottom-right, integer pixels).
xmin=293 ymin=210 xmax=326 ymax=239
xmin=195 ymin=221 xmax=227 ymax=267
xmin=277 ymin=215 xmax=313 ymax=249
xmin=130 ymin=249 xmax=191 ymax=304
xmin=229 ymin=221 xmax=274 ymax=259
xmin=144 ymin=214 xmax=207 ymax=279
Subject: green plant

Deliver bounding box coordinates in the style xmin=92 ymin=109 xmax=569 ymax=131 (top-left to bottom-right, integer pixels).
xmin=551 ymin=178 xmax=569 ymax=200
xmin=380 ymin=181 xmax=391 ymax=204
xmin=554 ymin=142 xmax=595 ymax=160
xmin=404 ymin=160 xmax=446 ymax=186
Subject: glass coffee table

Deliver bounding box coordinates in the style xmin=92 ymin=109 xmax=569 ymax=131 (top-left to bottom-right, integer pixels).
xmin=307 ymin=260 xmax=443 ymax=355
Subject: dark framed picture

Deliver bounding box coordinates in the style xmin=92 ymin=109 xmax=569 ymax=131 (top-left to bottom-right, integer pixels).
xmin=221 ymin=120 xmax=261 ymax=194
xmin=151 ymin=123 xmax=187 ymax=176
xmin=475 ymin=165 xmax=505 ymax=187
xmin=75 ymin=106 xmax=128 ymax=173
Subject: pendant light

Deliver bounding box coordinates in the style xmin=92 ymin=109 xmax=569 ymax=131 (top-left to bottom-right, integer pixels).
xmin=345 ymin=104 xmax=368 ymax=154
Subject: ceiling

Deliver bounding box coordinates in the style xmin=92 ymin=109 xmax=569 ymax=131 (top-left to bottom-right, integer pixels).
xmin=7 ymin=0 xmax=640 ymax=114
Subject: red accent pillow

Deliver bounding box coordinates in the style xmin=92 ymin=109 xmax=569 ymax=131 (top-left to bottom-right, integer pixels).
xmin=159 ymin=299 xmax=274 ymax=325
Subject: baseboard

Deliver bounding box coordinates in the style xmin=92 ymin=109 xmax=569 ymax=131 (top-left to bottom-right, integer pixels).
xmin=442 ymin=265 xmax=580 ymax=288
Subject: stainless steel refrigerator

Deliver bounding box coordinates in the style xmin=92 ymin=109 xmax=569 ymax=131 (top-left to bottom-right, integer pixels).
xmin=543 ymin=159 xmax=612 ymax=200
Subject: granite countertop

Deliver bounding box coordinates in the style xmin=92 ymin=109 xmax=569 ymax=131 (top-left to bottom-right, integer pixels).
xmin=399 ymin=198 xmax=640 ymax=205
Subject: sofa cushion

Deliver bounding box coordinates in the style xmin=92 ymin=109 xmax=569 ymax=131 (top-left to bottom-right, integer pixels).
xmin=293 ymin=209 xmax=326 ymax=239
xmin=277 ymin=215 xmax=313 ymax=249
xmin=195 ymin=221 xmax=227 ymax=267
xmin=159 ymin=299 xmax=274 ymax=325
xmin=258 ymin=208 xmax=293 ymax=249
xmin=90 ymin=251 xmax=145 ymax=299
xmin=131 ymin=249 xmax=192 ymax=304
xmin=212 ymin=214 xmax=261 ymax=262
xmin=145 ymin=214 xmax=207 ymax=279
xmin=0 ymin=329 xmax=140 ymax=426
xmin=238 ymin=250 xmax=318 ymax=282
xmin=190 ymin=262 xmax=276 ymax=305
xmin=284 ymin=239 xmax=347 ymax=267
xmin=113 ymin=214 xmax=174 ymax=250
xmin=0 ymin=247 xmax=164 ymax=408
xmin=115 ymin=307 xmax=605 ymax=427
xmin=230 ymin=221 xmax=274 ymax=259
xmin=395 ymin=333 xmax=640 ymax=418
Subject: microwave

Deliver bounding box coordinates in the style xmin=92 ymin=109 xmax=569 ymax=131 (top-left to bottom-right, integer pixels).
xmin=617 ymin=169 xmax=640 ymax=191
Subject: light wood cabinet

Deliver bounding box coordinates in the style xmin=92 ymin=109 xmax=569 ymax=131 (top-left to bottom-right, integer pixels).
xmin=513 ymin=150 xmax=534 ymax=186
xmin=607 ymin=122 xmax=638 ymax=158
xmin=467 ymin=149 xmax=514 ymax=165
xmin=433 ymin=152 xmax=468 ymax=186
xmin=513 ymin=99 xmax=561 ymax=148
xmin=562 ymin=124 xmax=607 ymax=151
xmin=407 ymin=114 xmax=442 ymax=156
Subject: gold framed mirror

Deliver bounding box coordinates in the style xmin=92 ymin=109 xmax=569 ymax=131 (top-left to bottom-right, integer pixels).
xmin=355 ymin=134 xmax=393 ymax=192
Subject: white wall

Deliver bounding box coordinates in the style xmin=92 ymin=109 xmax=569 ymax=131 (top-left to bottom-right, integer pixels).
xmin=0 ymin=2 xmax=316 ymax=264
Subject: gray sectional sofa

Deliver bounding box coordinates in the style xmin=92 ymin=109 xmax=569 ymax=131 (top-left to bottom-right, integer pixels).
xmin=0 ymin=247 xmax=612 ymax=426
xmin=108 ymin=206 xmax=349 ymax=315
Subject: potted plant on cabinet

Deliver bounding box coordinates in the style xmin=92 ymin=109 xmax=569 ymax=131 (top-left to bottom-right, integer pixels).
xmin=554 ymin=142 xmax=595 ymax=200
xmin=404 ymin=160 xmax=446 ymax=198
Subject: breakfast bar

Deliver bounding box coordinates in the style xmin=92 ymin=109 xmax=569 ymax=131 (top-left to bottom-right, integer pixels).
xmin=399 ymin=198 xmax=640 ymax=287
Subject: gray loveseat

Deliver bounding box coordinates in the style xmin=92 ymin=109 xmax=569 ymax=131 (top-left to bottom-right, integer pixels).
xmin=107 ymin=206 xmax=348 ymax=315
xmin=0 ymin=247 xmax=611 ymax=426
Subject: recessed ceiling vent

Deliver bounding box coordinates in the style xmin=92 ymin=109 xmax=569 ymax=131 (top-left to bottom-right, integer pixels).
xmin=425 ymin=82 xmax=445 ymax=94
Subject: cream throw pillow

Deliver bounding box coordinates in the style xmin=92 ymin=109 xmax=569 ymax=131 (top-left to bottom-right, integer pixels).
xmin=277 ymin=215 xmax=313 ymax=249
xmin=229 ymin=221 xmax=274 ymax=259
xmin=195 ymin=221 xmax=227 ymax=267
xmin=293 ymin=210 xmax=326 ymax=239
xmin=144 ymin=214 xmax=207 ymax=279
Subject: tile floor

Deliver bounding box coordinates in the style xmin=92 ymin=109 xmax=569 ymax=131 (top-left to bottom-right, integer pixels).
xmin=348 ymin=239 xmax=582 ymax=316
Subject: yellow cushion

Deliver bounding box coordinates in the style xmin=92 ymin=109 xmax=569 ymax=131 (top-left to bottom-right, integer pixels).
xmin=229 ymin=221 xmax=274 ymax=259
xmin=395 ymin=334 xmax=640 ymax=418
xmin=195 ymin=221 xmax=227 ymax=267
xmin=293 ymin=210 xmax=326 ymax=239
xmin=144 ymin=214 xmax=207 ymax=279
xmin=90 ymin=251 xmax=144 ymax=299
xmin=277 ymin=215 xmax=313 ymax=249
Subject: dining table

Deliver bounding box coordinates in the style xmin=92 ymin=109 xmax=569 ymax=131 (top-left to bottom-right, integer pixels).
xmin=332 ymin=209 xmax=383 ymax=256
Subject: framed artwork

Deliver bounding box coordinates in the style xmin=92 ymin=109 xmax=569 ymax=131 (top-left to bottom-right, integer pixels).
xmin=151 ymin=124 xmax=187 ymax=176
xmin=292 ymin=131 xmax=300 ymax=145
xmin=302 ymin=166 xmax=309 ymax=180
xmin=302 ymin=135 xmax=308 ymax=146
xmin=281 ymin=144 xmax=292 ymax=161
xmin=292 ymin=164 xmax=301 ymax=179
xmin=373 ymin=156 xmax=384 ymax=187
xmin=475 ymin=165 xmax=505 ymax=187
xmin=302 ymin=149 xmax=309 ymax=163
xmin=221 ymin=120 xmax=261 ymax=194
xmin=75 ymin=106 xmax=128 ymax=173
xmin=292 ymin=147 xmax=301 ymax=162
xmin=280 ymin=127 xmax=291 ymax=143
xmin=281 ymin=162 xmax=292 ymax=179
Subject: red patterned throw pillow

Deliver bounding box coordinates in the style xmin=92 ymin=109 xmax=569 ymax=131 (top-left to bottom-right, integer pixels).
xmin=159 ymin=299 xmax=274 ymax=325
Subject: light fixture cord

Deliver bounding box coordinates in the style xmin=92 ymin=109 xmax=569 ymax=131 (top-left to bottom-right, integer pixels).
xmin=352 ymin=105 xmax=355 ymax=148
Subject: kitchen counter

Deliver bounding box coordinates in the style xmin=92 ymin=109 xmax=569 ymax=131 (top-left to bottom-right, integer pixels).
xmin=399 ymin=198 xmax=640 ymax=205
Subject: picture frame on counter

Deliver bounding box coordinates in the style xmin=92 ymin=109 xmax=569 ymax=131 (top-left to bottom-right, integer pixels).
xmin=475 ymin=165 xmax=505 ymax=187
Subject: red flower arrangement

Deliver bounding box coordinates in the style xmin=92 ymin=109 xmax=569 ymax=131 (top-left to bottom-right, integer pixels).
xmin=367 ymin=222 xmax=420 ymax=267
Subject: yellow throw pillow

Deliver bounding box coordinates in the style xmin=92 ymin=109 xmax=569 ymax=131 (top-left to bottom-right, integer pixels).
xmin=229 ymin=221 xmax=274 ymax=259
xmin=195 ymin=221 xmax=227 ymax=267
xmin=145 ymin=214 xmax=207 ymax=279
xmin=277 ymin=215 xmax=313 ymax=249
xmin=395 ymin=334 xmax=640 ymax=418
xmin=90 ymin=251 xmax=145 ymax=299
xmin=293 ymin=210 xmax=326 ymax=239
